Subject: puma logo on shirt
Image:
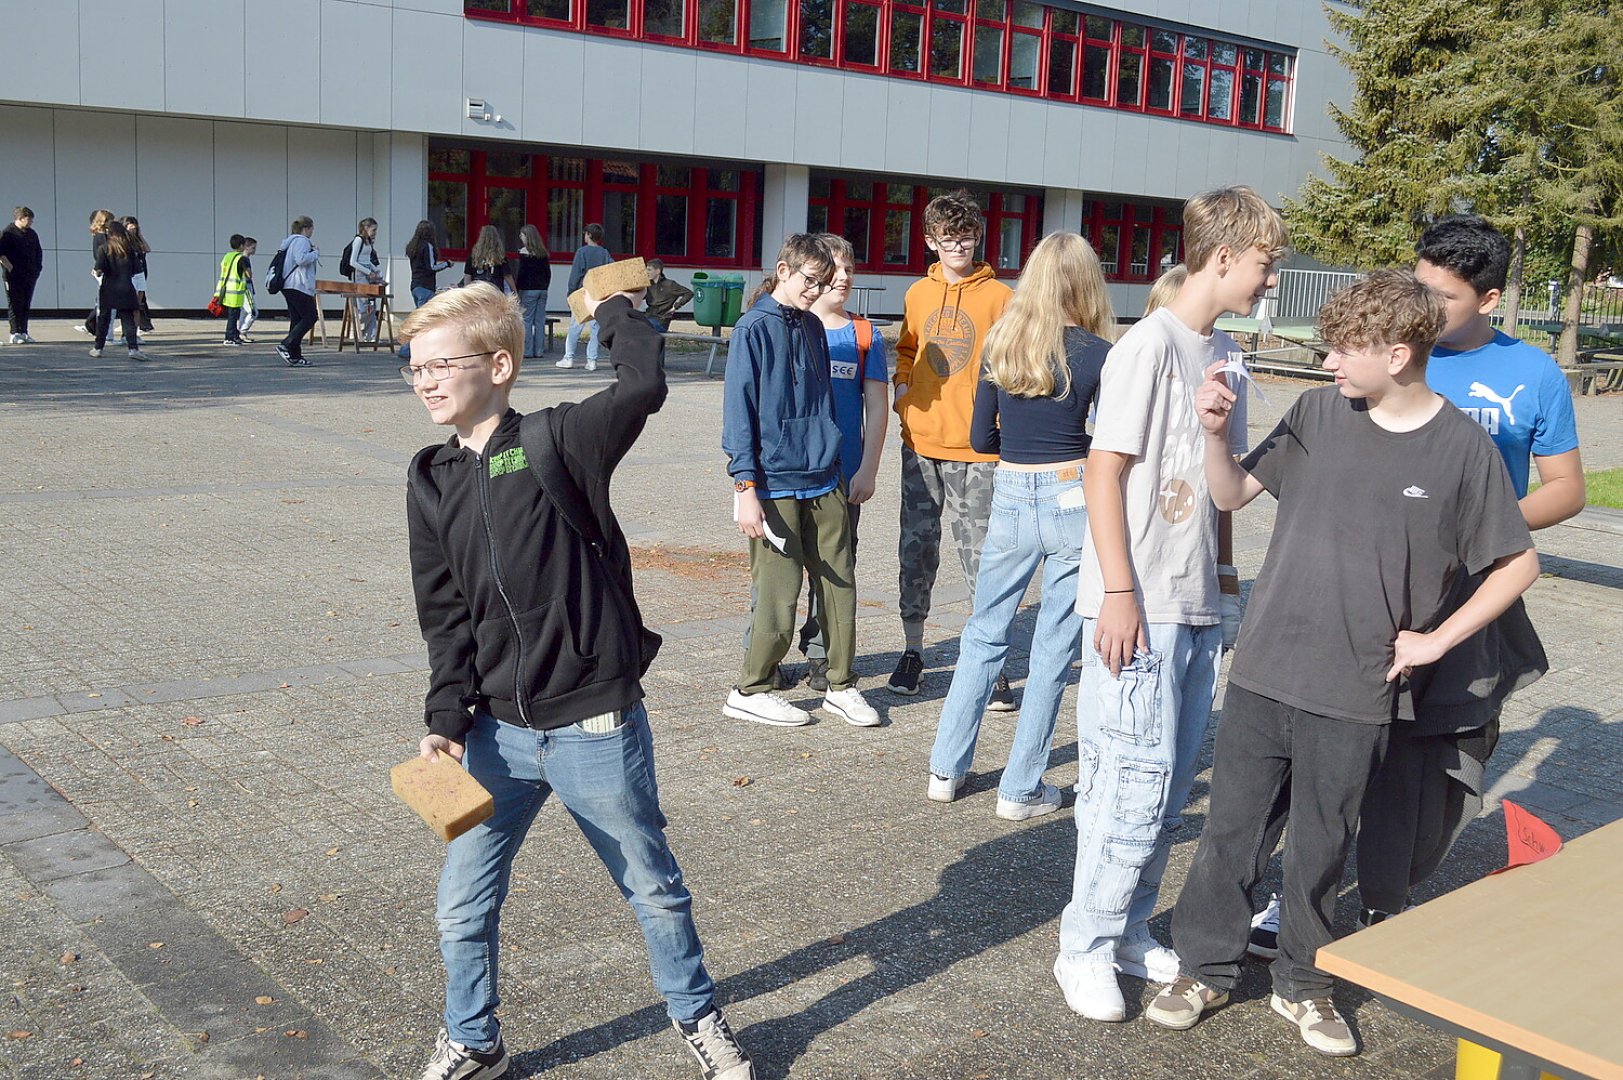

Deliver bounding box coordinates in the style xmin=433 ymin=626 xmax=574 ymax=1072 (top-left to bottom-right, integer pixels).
xmin=1466 ymin=381 xmax=1527 ymax=430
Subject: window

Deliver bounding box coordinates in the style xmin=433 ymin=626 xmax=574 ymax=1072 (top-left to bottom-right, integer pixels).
xmin=466 ymin=2 xmax=1296 ymax=133
xmin=809 ymin=172 xmax=1038 ymax=276
xmin=428 ymin=181 xmax=468 ymax=251
xmin=1082 ymin=199 xmax=1183 ymax=282
xmin=487 ymin=188 xmax=526 ymax=252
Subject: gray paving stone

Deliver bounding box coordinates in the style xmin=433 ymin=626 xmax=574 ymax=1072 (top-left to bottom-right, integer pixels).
xmin=2 ymin=829 xmax=130 ymax=883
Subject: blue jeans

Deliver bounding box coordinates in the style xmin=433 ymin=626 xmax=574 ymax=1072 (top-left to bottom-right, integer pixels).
xmin=519 ymin=290 xmax=548 ymax=356
xmin=565 ymin=315 xmax=599 ymax=361
xmin=412 ymin=285 xmax=434 ymax=308
xmin=1058 ymin=620 xmax=1220 ymax=960
xmin=928 ymin=468 xmax=1086 ymax=801
xmin=436 ymin=703 xmax=716 ymax=1051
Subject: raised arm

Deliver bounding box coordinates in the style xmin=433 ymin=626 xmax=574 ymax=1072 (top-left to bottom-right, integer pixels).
xmin=552 ymin=294 xmax=668 ymax=482
xmin=1195 ymin=361 xmax=1265 ymax=510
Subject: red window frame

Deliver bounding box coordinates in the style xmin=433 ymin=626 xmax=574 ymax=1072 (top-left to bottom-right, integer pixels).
xmin=1081 ymin=199 xmax=1182 ymax=284
xmin=808 ymin=174 xmax=1040 ymax=277
xmin=465 ymin=1 xmax=1295 ymax=133
xmin=428 ymin=147 xmax=760 ymax=269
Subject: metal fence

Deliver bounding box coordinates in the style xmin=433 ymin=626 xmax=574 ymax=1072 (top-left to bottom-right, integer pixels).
xmin=1264 ymin=269 xmax=1362 ymax=321
xmin=1268 ymin=270 xmax=1623 ymax=330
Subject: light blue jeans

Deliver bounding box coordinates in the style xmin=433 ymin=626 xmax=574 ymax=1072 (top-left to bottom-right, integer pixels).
xmin=564 ymin=315 xmax=599 ymax=361
xmin=1058 ymin=619 xmax=1220 ymax=960
xmin=929 ymin=467 xmax=1086 ymax=801
xmin=519 ymin=289 xmax=548 ymax=356
xmin=436 ymin=703 xmax=716 ymax=1051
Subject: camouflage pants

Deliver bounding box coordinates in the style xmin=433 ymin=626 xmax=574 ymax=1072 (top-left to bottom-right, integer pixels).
xmin=897 ymin=446 xmax=997 ymax=626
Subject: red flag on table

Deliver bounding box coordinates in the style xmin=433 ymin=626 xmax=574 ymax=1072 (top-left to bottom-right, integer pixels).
xmin=1495 ymin=799 xmax=1563 ymax=873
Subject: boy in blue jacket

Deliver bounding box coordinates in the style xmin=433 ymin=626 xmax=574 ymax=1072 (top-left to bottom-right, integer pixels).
xmin=723 ymin=234 xmax=879 ymax=729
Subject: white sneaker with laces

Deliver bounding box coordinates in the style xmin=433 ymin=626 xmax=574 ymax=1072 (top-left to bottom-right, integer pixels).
xmin=5 ymin=333 xmax=20 ymax=345
xmin=88 ymin=347 xmax=103 ymax=358
xmin=1116 ymin=929 xmax=1180 ymax=983
xmin=996 ymin=782 xmax=1061 ymax=821
xmin=675 ymin=1010 xmax=756 ymax=1080
xmin=555 ymin=357 xmax=575 ymax=368
xmin=1054 ymin=953 xmax=1126 ymax=1022
xmin=584 ymin=358 xmax=598 ymax=371
xmin=822 ymin=686 xmax=879 ymax=727
xmin=1271 ymin=993 xmax=1359 ymax=1056
xmin=927 ymin=773 xmax=965 ymax=803
xmin=21 ymin=333 xmax=37 ymax=344
xmin=418 ymin=1028 xmax=509 ymax=1080
xmin=723 ymin=688 xmax=811 ymax=727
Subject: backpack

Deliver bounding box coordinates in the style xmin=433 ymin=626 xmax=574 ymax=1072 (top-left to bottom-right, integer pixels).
xmin=265 ymin=244 xmax=290 ymax=295
xmin=852 ymin=317 xmax=873 ymax=362
xmin=339 ymin=237 xmax=356 ymax=278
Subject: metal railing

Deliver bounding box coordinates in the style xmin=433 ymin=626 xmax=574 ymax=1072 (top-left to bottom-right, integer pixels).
xmin=1262 ymin=268 xmax=1362 ymax=321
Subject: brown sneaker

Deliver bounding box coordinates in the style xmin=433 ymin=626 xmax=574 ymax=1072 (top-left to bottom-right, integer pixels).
xmin=1144 ymin=975 xmax=1229 ymax=1030
xmin=1270 ymin=994 xmax=1358 ymax=1056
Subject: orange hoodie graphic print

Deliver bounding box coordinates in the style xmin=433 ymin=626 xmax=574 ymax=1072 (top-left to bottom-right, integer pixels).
xmin=894 ymin=262 xmax=1011 ymax=462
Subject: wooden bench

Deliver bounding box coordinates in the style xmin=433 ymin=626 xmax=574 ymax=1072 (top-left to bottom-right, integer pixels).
xmin=1568 ymin=356 xmax=1623 ymax=395
xmin=313 ymin=279 xmax=394 ymax=352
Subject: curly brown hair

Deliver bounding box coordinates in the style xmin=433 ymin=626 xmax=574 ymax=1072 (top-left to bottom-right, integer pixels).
xmin=923 ymin=189 xmax=984 ymax=242
xmin=1317 ymin=269 xmax=1446 ymax=367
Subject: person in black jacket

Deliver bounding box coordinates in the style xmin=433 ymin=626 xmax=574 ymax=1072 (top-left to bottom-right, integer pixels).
xmin=1 ymin=206 xmax=43 ymax=344
xmin=91 ymin=222 xmax=148 ymax=361
xmin=405 ymin=219 xmax=452 ymax=308
xmin=402 ymin=282 xmax=757 ymax=1080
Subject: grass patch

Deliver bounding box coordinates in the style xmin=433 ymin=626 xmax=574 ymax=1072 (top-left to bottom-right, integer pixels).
xmin=1583 ymin=467 xmax=1623 ymax=509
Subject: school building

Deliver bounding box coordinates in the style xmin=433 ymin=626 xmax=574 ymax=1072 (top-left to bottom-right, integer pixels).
xmin=0 ymin=0 xmax=1350 ymax=317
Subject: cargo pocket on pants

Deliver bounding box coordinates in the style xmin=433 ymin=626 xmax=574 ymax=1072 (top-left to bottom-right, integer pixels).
xmin=1085 ymin=833 xmax=1157 ymax=917
xmin=1096 ymin=648 xmax=1164 ymax=746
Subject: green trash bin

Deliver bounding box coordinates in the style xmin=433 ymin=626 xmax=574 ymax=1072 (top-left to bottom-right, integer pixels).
xmin=690 ymin=271 xmax=727 ymax=327
xmin=718 ymin=272 xmax=746 ymax=327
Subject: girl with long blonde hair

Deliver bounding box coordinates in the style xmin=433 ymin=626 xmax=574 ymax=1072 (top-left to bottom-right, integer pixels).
xmin=927 ymin=231 xmax=1115 ymax=820
xmin=461 ymin=225 xmax=513 ymax=294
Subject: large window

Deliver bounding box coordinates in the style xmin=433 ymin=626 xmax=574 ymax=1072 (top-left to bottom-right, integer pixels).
xmin=1081 ymin=198 xmax=1182 ymax=284
xmin=427 ymin=147 xmax=761 ymax=266
xmin=808 ymin=173 xmax=1040 ymax=277
xmin=467 ymin=1 xmax=1296 ymax=132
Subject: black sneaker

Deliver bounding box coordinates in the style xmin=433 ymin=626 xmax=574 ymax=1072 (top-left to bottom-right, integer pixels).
xmin=986 ymin=671 xmax=1017 ymax=712
xmin=1357 ymin=906 xmax=1400 ymax=929
xmin=293 ymin=357 xmax=314 ymax=367
xmin=418 ymin=1028 xmax=509 ymax=1079
xmin=221 ymin=338 xmax=241 ymax=347
xmin=277 ymin=345 xmax=296 ymax=366
xmin=807 ymin=657 xmax=829 ymax=692
xmin=887 ymin=650 xmax=923 ymax=695
xmin=1248 ymin=893 xmax=1280 ymax=959
xmin=675 ymin=1011 xmax=755 ymax=1080
xmin=770 ymin=663 xmax=796 ymax=691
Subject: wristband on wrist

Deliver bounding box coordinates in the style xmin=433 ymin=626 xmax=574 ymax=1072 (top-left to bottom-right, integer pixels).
xmin=733 ymin=479 xmax=757 ymax=492
xmin=1104 ymin=588 xmax=1135 ymax=594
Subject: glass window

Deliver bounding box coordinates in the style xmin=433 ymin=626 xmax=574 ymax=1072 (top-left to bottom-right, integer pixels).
xmin=1082 ymin=43 xmax=1110 ymax=99
xmin=428 ymin=181 xmax=468 ymax=250
xmin=972 ymin=25 xmax=1003 ymax=85
xmin=930 ymin=18 xmax=963 ymax=79
xmin=800 ymin=0 xmax=833 ymax=58
xmin=655 ymin=194 xmax=687 ymax=255
xmin=1181 ymin=61 xmax=1205 ymax=116
xmin=1047 ymin=37 xmax=1075 ymax=95
xmin=975 ymin=0 xmax=1003 ymax=17
xmin=844 ymin=207 xmax=871 ymax=263
xmin=487 ymin=188 xmax=525 ymax=253
xmin=658 ymin=165 xmax=692 ymax=187
xmin=1084 ymin=15 xmax=1111 ymax=39
xmin=1120 ymin=24 xmax=1143 ymax=48
xmin=469 ymin=0 xmax=510 ymax=10
xmin=705 ymin=198 xmax=737 ymax=258
xmin=1208 ymin=66 xmax=1234 ymax=120
xmin=712 ymin=169 xmax=741 ymax=193
xmin=528 ymin=0 xmax=570 ymax=17
xmin=1212 ymin=41 xmax=1237 ymax=66
xmin=430 ymin=149 xmax=471 ymax=174
xmin=887 ymin=184 xmax=914 ymax=204
xmin=1009 ymin=32 xmax=1039 ymax=89
xmin=586 ymin=0 xmax=628 ymax=28
xmin=1240 ymin=72 xmax=1262 ymax=123
xmin=1151 ymin=29 xmax=1177 ymax=52
xmin=1265 ymin=79 xmax=1287 ymax=128
xmin=1268 ymin=52 xmax=1289 ymax=75
xmin=1012 ymin=0 xmax=1042 ymax=28
xmin=1116 ymin=51 xmax=1141 ymax=104
xmin=485 ymin=152 xmax=530 ymax=178
xmin=807 ymin=204 xmax=829 ymax=233
xmin=550 ymin=156 xmax=587 ymax=182
xmin=1130 ymin=225 xmax=1150 ymax=276
xmin=644 ymin=0 xmax=684 ymax=35
xmin=999 ymin=217 xmax=1023 ymax=270
xmin=1004 ymin=193 xmax=1025 ymax=213
xmin=1098 ymin=224 xmax=1120 ymax=274
xmin=602 ymin=159 xmax=639 ymax=185
xmin=1148 ymin=56 xmax=1174 ymax=109
xmin=932 ymin=0 xmax=964 ymax=11
xmin=810 ymin=175 xmax=833 ymax=199
xmin=890 ymin=10 xmax=923 ymax=72
xmin=1183 ymin=37 xmax=1206 ymax=60
xmin=748 ymin=0 xmax=786 ymax=49
xmin=884 ymin=210 xmax=912 ymax=263
xmin=698 ymin=0 xmax=735 ymax=42
xmin=1244 ymin=47 xmax=1264 ymax=70
xmin=843 ymin=1 xmax=880 ymax=65
xmin=603 ymin=191 xmax=636 ymax=254
xmin=847 ymin=180 xmax=874 ymax=200
xmin=1049 ymin=9 xmax=1076 ymax=35
xmin=547 ymin=188 xmax=584 ymax=253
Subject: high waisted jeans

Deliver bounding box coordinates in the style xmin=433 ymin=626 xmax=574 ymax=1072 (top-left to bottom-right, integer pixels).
xmin=928 ymin=467 xmax=1086 ymax=801
xmin=436 ymin=703 xmax=717 ymax=1051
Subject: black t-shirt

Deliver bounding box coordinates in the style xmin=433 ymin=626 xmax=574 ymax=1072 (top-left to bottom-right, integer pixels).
xmin=515 ymin=253 xmax=551 ymax=291
xmin=465 ymin=259 xmax=512 ymax=291
xmin=969 ymin=327 xmax=1109 ymax=463
xmin=1228 ymin=386 xmax=1532 ymax=724
xmin=0 ymin=224 xmax=43 ymax=280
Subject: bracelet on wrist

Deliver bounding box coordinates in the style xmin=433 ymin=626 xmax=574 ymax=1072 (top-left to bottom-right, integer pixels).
xmin=1104 ymin=588 xmax=1135 ymax=594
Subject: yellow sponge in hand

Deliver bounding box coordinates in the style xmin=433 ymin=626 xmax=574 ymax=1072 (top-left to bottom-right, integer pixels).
xmin=391 ymin=754 xmax=494 ymax=842
xmin=584 ymin=256 xmax=648 ymax=300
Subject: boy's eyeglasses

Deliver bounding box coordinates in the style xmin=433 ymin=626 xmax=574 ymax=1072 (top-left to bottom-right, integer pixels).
xmin=400 ymin=351 xmax=492 ymax=385
xmin=795 ymin=268 xmax=835 ymax=294
xmin=931 ymin=235 xmax=980 ymax=252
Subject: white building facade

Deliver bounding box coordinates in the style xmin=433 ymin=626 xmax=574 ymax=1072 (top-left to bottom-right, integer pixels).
xmin=0 ymin=0 xmax=1350 ymax=316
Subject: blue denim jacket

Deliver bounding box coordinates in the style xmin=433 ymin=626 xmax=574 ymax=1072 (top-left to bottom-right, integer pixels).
xmin=721 ymin=294 xmax=842 ymax=492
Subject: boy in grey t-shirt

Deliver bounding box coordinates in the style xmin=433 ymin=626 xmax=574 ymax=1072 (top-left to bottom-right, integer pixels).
xmin=1146 ymin=270 xmax=1538 ymax=1057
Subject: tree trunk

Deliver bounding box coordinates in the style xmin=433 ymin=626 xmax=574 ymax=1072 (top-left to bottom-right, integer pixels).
xmin=1557 ymin=220 xmax=1593 ymax=367
xmin=1502 ymin=224 xmax=1527 ymax=332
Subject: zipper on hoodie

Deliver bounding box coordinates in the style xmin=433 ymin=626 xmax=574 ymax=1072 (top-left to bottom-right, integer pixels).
xmin=474 ymin=450 xmax=531 ymax=726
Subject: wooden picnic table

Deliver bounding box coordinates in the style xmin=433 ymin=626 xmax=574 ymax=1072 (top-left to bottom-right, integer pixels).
xmin=1317 ymin=816 xmax=1623 ymax=1080
xmin=312 ymin=279 xmax=394 ymax=351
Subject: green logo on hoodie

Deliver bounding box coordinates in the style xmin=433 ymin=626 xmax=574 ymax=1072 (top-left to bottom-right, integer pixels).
xmin=488 ymin=447 xmax=528 ymax=478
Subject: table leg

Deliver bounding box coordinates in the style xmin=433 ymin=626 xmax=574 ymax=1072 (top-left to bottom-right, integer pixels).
xmin=704 ymin=329 xmax=723 ymax=376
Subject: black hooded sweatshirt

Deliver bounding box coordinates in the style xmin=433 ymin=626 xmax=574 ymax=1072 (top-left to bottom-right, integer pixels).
xmin=407 ymin=296 xmax=667 ymax=741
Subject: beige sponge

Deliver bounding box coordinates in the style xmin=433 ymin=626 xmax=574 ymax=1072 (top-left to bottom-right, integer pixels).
xmin=391 ymin=754 xmax=494 ymax=842
xmin=566 ymin=287 xmax=590 ymax=323
xmin=584 ymin=256 xmax=649 ymax=299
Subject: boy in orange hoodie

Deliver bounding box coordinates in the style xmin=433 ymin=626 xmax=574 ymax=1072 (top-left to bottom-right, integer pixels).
xmin=888 ymin=190 xmax=1014 ymax=703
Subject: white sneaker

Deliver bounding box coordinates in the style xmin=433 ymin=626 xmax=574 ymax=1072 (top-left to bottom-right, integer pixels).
xmin=821 ymin=686 xmax=879 ymax=727
xmin=584 ymin=359 xmax=598 ymax=372
xmin=1271 ymin=993 xmax=1359 ymax=1056
xmin=21 ymin=333 xmax=37 ymax=344
xmin=1117 ymin=929 xmax=1181 ymax=983
xmin=5 ymin=333 xmax=20 ymax=345
xmin=127 ymin=349 xmax=150 ymax=362
xmin=723 ymin=688 xmax=811 ymax=727
xmin=1248 ymin=893 xmax=1281 ymax=959
xmin=1053 ymin=953 xmax=1126 ymax=1022
xmin=555 ymin=357 xmax=575 ymax=368
xmin=675 ymin=1010 xmax=756 ymax=1080
xmin=418 ymin=1027 xmax=509 ymax=1079
xmin=88 ymin=347 xmax=103 ymax=358
xmin=996 ymin=782 xmax=1061 ymax=821
xmin=927 ymin=773 xmax=965 ymax=803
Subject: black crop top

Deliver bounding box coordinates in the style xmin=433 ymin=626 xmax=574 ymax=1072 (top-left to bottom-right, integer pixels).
xmin=969 ymin=326 xmax=1110 ymax=464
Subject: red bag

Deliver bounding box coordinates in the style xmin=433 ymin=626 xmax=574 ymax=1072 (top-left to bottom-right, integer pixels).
xmin=207 ymin=296 xmax=226 ymax=317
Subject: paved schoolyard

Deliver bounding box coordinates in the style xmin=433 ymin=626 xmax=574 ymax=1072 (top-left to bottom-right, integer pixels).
xmin=0 ymin=319 xmax=1619 ymax=1079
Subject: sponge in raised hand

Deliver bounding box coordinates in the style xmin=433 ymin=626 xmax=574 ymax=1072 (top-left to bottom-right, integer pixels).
xmin=391 ymin=754 xmax=494 ymax=842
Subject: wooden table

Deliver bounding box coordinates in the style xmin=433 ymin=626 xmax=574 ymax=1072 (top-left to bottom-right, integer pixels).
xmin=1317 ymin=817 xmax=1623 ymax=1079
xmin=312 ymin=279 xmax=394 ymax=351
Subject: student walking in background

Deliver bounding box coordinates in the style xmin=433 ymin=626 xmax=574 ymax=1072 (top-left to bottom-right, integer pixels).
xmin=516 ymin=224 xmax=552 ymax=357
xmin=90 ymin=221 xmax=148 ymax=361
xmin=558 ymin=223 xmax=613 ymax=371
xmin=927 ymin=232 xmax=1114 ymax=821
xmin=1 ymin=206 xmax=43 ymax=344
xmin=216 ymin=234 xmax=253 ymax=346
xmin=78 ymin=209 xmax=115 ymax=336
xmin=406 ymin=219 xmax=452 ymax=308
xmin=345 ymin=217 xmax=384 ymax=341
xmin=122 ymin=215 xmax=155 ymax=334
xmin=275 ymin=216 xmax=320 ymax=367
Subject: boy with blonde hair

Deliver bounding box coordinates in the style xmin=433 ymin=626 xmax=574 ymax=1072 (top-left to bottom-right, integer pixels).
xmin=403 ymin=281 xmax=755 ymax=1080
xmin=1055 ymin=186 xmax=1282 ymax=1024
xmin=1147 ymin=270 xmax=1538 ymax=1057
